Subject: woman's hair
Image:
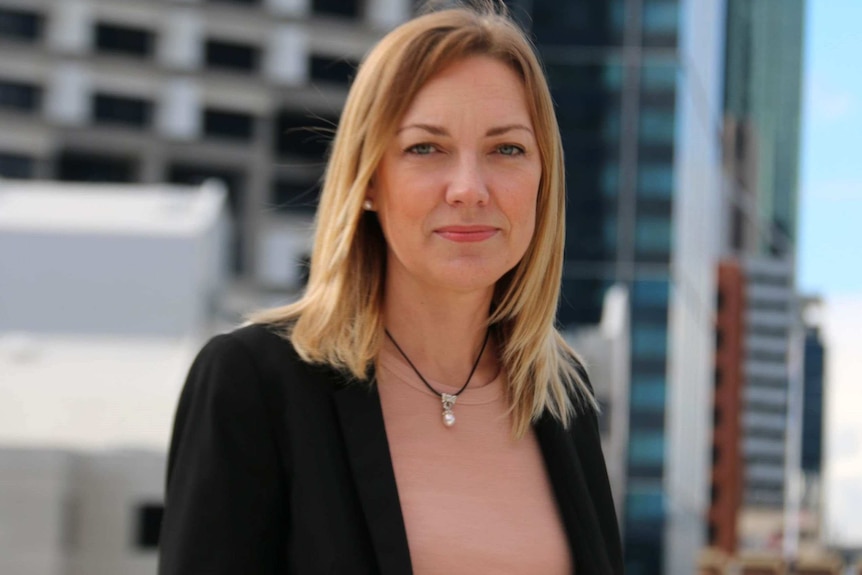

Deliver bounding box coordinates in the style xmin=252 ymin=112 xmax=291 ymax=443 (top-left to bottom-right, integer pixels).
xmin=252 ymin=1 xmax=597 ymax=436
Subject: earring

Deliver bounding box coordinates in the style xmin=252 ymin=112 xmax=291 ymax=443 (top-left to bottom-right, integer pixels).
xmin=363 ymin=199 xmax=374 ymax=211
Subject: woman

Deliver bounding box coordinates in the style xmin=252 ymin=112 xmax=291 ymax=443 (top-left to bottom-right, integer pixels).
xmin=159 ymin=4 xmax=623 ymax=574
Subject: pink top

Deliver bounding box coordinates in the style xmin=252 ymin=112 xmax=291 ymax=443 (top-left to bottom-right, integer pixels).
xmin=376 ymin=342 xmax=573 ymax=575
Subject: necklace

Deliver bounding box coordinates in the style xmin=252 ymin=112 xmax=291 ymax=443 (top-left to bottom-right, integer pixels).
xmin=384 ymin=328 xmax=490 ymax=428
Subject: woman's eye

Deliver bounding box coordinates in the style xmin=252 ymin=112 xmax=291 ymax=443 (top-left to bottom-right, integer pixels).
xmin=406 ymin=143 xmax=436 ymax=155
xmin=497 ymin=144 xmax=525 ymax=156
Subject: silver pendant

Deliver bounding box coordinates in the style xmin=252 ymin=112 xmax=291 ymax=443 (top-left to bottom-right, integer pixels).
xmin=441 ymin=393 xmax=457 ymax=427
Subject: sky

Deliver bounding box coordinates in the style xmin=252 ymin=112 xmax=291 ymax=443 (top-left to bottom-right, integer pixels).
xmin=797 ymin=0 xmax=862 ymax=547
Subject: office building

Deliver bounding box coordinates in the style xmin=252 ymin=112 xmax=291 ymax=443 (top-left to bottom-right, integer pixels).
xmin=507 ymin=1 xmax=727 ymax=573
xmin=711 ymin=0 xmax=807 ymax=555
xmin=0 ymin=0 xmax=410 ymax=281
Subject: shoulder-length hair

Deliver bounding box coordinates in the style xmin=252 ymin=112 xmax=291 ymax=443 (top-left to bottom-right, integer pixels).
xmin=252 ymin=2 xmax=597 ymax=437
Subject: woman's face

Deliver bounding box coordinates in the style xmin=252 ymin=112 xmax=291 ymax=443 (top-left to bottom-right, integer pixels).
xmin=370 ymin=55 xmax=541 ymax=297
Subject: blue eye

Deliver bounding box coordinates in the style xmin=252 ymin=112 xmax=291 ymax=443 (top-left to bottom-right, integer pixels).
xmin=407 ymin=143 xmax=436 ymax=155
xmin=497 ymin=144 xmax=525 ymax=156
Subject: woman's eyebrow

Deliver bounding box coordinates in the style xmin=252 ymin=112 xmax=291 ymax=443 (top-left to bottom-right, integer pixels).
xmin=396 ymin=123 xmax=534 ymax=136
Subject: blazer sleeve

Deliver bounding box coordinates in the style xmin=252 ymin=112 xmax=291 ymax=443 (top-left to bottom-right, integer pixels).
xmin=158 ymin=333 xmax=286 ymax=574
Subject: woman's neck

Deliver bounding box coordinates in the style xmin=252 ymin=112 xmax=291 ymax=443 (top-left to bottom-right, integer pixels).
xmin=382 ymin=282 xmax=498 ymax=388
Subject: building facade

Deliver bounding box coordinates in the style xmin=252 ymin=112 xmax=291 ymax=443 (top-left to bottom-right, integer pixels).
xmin=507 ymin=1 xmax=727 ymax=573
xmin=0 ymin=0 xmax=410 ymax=282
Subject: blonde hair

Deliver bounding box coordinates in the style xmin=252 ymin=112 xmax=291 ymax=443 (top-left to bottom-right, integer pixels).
xmin=252 ymin=2 xmax=597 ymax=436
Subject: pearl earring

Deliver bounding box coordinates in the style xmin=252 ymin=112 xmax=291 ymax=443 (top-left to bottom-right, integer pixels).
xmin=363 ymin=199 xmax=374 ymax=211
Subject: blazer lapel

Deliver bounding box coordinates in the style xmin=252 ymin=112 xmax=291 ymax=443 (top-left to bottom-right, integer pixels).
xmin=333 ymin=382 xmax=413 ymax=575
xmin=535 ymin=413 xmax=615 ymax=575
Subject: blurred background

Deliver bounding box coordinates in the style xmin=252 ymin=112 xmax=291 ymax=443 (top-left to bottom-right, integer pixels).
xmin=0 ymin=0 xmax=858 ymax=574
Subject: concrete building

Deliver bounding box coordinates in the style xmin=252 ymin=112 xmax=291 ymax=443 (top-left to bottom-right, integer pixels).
xmin=0 ymin=0 xmax=411 ymax=282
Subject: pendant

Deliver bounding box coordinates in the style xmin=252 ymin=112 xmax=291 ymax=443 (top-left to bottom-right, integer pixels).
xmin=441 ymin=393 xmax=457 ymax=427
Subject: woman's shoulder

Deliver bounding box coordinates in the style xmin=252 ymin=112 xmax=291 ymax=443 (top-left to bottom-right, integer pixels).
xmin=188 ymin=322 xmax=338 ymax=395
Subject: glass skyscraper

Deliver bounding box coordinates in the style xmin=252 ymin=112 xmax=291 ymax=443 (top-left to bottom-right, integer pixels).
xmin=510 ymin=1 xmax=727 ymax=573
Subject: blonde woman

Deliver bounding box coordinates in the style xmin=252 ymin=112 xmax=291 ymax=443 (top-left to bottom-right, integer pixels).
xmin=159 ymin=4 xmax=622 ymax=574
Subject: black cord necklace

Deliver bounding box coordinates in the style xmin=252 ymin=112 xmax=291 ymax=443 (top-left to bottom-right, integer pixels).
xmin=384 ymin=328 xmax=490 ymax=428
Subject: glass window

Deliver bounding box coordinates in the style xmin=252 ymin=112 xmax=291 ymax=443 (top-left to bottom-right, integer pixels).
xmin=642 ymin=0 xmax=679 ymax=38
xmin=274 ymin=109 xmax=338 ymax=159
xmin=203 ymin=108 xmax=255 ymax=141
xmin=312 ymin=0 xmax=360 ymax=19
xmin=92 ymin=93 xmax=152 ymax=128
xmin=0 ymin=152 xmax=34 ymax=179
xmin=604 ymin=215 xmax=617 ymax=250
xmin=641 ymin=63 xmax=678 ymax=92
xmin=635 ymin=216 xmax=672 ymax=254
xmin=630 ymin=375 xmax=666 ymax=410
xmin=602 ymin=64 xmax=624 ymax=91
xmin=135 ymin=503 xmax=163 ymax=550
xmin=628 ymin=433 xmax=666 ymax=466
xmin=633 ymin=278 xmax=670 ymax=308
xmin=601 ymin=162 xmax=619 ymax=197
xmin=632 ymin=322 xmax=668 ymax=358
xmin=94 ymin=23 xmax=154 ymax=58
xmin=639 ymin=108 xmax=675 ymax=145
xmin=603 ymin=109 xmax=620 ymax=145
xmin=205 ymin=39 xmax=260 ymax=73
xmin=0 ymin=7 xmax=42 ymax=41
xmin=637 ymin=163 xmax=674 ymax=198
xmin=271 ymin=178 xmax=321 ymax=213
xmin=626 ymin=486 xmax=666 ymax=521
xmin=57 ymin=150 xmax=136 ymax=183
xmin=0 ymin=79 xmax=40 ymax=112
xmin=310 ymin=55 xmax=357 ymax=87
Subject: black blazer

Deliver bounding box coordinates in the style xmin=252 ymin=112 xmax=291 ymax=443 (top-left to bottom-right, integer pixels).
xmin=158 ymin=324 xmax=623 ymax=574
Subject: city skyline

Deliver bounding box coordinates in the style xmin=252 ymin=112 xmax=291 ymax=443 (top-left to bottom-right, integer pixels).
xmin=798 ymin=0 xmax=862 ymax=547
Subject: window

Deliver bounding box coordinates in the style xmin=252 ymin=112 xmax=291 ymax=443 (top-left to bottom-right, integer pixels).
xmin=92 ymin=93 xmax=152 ymax=128
xmin=628 ymin=433 xmax=665 ymax=466
xmin=641 ymin=63 xmax=677 ymax=93
xmin=0 ymin=79 xmax=40 ymax=112
xmin=626 ymin=487 xmax=665 ymax=522
xmin=630 ymin=375 xmax=666 ymax=410
xmin=310 ymin=55 xmax=357 ymax=87
xmin=203 ymin=108 xmax=255 ymax=141
xmin=274 ymin=109 xmax=337 ymax=159
xmin=205 ymin=39 xmax=260 ymax=73
xmin=632 ymin=322 xmax=668 ymax=359
xmin=312 ymin=0 xmax=360 ymax=19
xmin=272 ymin=178 xmax=321 ymax=213
xmin=633 ymin=278 xmax=670 ymax=308
xmin=601 ymin=162 xmax=619 ymax=197
xmin=0 ymin=7 xmax=42 ymax=41
xmin=639 ymin=108 xmax=675 ymax=145
xmin=57 ymin=150 xmax=137 ymax=182
xmin=94 ymin=23 xmax=155 ymax=57
xmin=135 ymin=503 xmax=163 ymax=550
xmin=0 ymin=152 xmax=34 ymax=178
xmin=637 ymin=164 xmax=674 ymax=198
xmin=635 ymin=215 xmax=672 ymax=255
xmin=642 ymin=0 xmax=679 ymax=47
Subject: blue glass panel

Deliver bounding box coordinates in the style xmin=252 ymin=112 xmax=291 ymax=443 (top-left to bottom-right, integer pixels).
xmin=630 ymin=376 xmax=666 ymax=410
xmin=632 ymin=322 xmax=668 ymax=358
xmin=626 ymin=487 xmax=666 ymax=522
xmin=628 ymin=435 xmax=665 ymax=466
xmin=639 ymin=109 xmax=675 ymax=144
xmin=643 ymin=0 xmax=679 ymax=35
xmin=602 ymin=163 xmax=620 ymax=197
xmin=632 ymin=278 xmax=670 ymax=307
xmin=637 ymin=164 xmax=674 ymax=198
xmin=604 ymin=215 xmax=618 ymax=250
xmin=635 ymin=216 xmax=672 ymax=253
xmin=641 ymin=64 xmax=677 ymax=91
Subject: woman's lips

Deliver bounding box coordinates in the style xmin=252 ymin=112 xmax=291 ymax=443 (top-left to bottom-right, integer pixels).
xmin=435 ymin=226 xmax=498 ymax=242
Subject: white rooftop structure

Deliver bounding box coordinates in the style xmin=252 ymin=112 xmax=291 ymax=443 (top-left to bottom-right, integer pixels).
xmin=0 ymin=180 xmax=228 ymax=336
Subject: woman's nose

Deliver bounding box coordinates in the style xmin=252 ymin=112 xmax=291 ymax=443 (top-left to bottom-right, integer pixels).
xmin=445 ymin=155 xmax=490 ymax=206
